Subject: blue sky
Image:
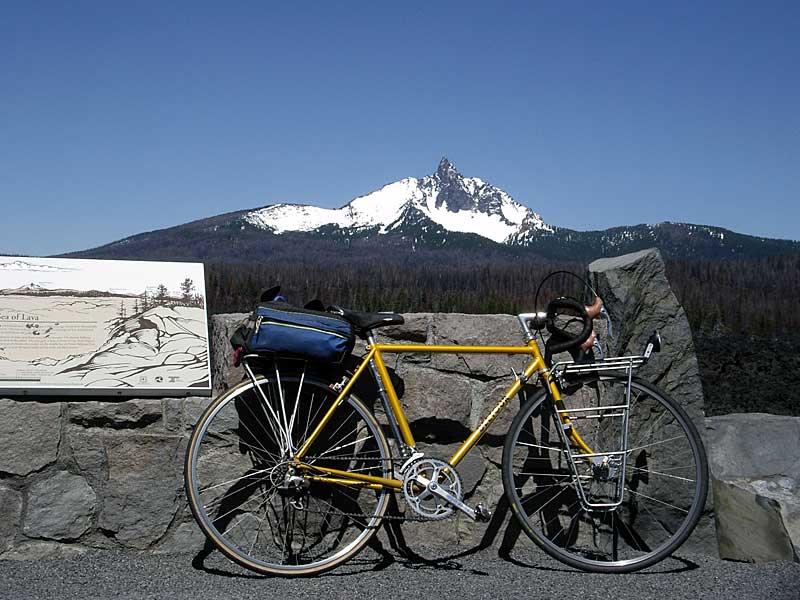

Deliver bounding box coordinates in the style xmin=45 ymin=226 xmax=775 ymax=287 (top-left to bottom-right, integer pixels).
xmin=2 ymin=1 xmax=798 ymax=255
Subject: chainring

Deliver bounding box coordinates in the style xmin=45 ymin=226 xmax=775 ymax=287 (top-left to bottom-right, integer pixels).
xmin=402 ymin=457 xmax=463 ymax=520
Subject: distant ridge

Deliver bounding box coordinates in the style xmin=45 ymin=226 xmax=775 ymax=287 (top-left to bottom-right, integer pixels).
xmin=0 ymin=284 xmax=140 ymax=298
xmin=68 ymin=158 xmax=800 ymax=263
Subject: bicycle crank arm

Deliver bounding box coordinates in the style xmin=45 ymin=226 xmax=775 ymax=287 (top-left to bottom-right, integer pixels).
xmin=413 ymin=475 xmax=477 ymax=520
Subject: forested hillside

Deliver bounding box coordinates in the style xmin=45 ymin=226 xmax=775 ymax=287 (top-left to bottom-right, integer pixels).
xmin=205 ymin=255 xmax=800 ymax=337
xmin=204 ymin=255 xmax=800 ymax=417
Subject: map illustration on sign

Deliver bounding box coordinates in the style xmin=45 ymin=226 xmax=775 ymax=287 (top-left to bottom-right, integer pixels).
xmin=0 ymin=256 xmax=211 ymax=396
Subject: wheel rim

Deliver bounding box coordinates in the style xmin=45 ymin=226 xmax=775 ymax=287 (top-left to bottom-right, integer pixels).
xmin=186 ymin=374 xmax=390 ymax=573
xmin=506 ymin=376 xmax=707 ymax=571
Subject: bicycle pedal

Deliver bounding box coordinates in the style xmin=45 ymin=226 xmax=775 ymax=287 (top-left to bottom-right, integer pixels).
xmin=474 ymin=503 xmax=492 ymax=522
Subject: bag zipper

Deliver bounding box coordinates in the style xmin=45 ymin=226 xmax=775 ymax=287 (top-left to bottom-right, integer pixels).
xmin=255 ymin=315 xmax=264 ymax=340
xmin=260 ymin=305 xmax=348 ymax=326
xmin=260 ymin=320 xmax=350 ymax=340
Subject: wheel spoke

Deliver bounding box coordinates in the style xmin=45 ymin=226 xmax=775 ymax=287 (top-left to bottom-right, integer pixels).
xmin=186 ymin=374 xmax=390 ymax=575
xmin=503 ymin=375 xmax=707 ymax=572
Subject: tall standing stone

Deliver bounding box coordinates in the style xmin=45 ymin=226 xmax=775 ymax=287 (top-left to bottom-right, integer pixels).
xmin=587 ymin=248 xmax=705 ymax=422
xmin=588 ymin=249 xmax=716 ymax=554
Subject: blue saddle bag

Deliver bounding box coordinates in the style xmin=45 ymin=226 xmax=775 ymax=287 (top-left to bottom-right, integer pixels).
xmin=242 ymin=302 xmax=355 ymax=363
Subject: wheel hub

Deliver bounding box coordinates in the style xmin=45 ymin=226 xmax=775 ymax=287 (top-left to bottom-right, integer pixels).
xmin=591 ymin=456 xmax=621 ymax=482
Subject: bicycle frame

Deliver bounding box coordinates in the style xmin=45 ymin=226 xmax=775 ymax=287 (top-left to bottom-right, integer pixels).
xmin=291 ymin=337 xmax=594 ymax=490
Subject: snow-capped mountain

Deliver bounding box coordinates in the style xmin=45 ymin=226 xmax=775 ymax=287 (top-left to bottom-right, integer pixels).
xmin=68 ymin=157 xmax=800 ymax=264
xmin=242 ymin=158 xmax=552 ymax=244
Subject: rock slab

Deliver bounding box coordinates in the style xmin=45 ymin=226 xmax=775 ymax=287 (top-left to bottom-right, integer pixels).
xmin=707 ymin=413 xmax=800 ymax=562
xmin=0 ymin=484 xmax=22 ymax=552
xmin=714 ymin=477 xmax=799 ymax=562
xmin=0 ymin=400 xmax=61 ymax=476
xmin=23 ymin=471 xmax=96 ymax=540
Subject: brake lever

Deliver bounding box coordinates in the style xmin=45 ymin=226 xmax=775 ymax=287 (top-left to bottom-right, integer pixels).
xmin=599 ymin=304 xmax=614 ymax=339
xmin=592 ymin=337 xmax=605 ymax=360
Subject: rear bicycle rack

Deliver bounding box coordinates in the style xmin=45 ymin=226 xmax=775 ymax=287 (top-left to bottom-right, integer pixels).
xmin=548 ymin=355 xmax=646 ymax=511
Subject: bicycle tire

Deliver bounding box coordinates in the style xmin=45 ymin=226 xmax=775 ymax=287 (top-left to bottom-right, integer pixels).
xmin=185 ymin=372 xmax=391 ymax=576
xmin=502 ymin=374 xmax=707 ymax=573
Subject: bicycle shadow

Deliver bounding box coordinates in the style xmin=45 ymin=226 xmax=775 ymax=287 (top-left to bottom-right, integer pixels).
xmin=190 ymin=489 xmax=698 ymax=579
xmin=375 ymin=492 xmax=698 ymax=576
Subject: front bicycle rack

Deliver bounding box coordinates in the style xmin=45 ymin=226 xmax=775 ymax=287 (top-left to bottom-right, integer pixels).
xmin=548 ymin=355 xmax=647 ymax=511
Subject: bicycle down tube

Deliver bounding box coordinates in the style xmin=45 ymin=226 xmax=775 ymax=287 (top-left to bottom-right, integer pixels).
xmin=292 ymin=338 xmax=595 ymax=489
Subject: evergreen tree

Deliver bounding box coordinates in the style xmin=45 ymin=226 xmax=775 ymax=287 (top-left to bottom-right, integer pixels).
xmin=180 ymin=278 xmax=195 ymax=303
xmin=156 ymin=284 xmax=169 ymax=305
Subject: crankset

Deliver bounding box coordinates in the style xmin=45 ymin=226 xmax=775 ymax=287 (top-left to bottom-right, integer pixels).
xmin=401 ymin=457 xmax=491 ymax=522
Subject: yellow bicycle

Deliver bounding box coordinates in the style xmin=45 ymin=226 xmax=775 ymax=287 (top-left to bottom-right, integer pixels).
xmin=185 ymin=276 xmax=708 ymax=576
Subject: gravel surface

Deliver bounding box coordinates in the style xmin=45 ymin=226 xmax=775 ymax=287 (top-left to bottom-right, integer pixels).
xmin=1 ymin=545 xmax=798 ymax=600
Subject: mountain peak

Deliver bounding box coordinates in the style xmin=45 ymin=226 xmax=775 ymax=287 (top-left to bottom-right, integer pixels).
xmin=240 ymin=159 xmax=552 ymax=244
xmin=435 ymin=157 xmax=460 ymax=182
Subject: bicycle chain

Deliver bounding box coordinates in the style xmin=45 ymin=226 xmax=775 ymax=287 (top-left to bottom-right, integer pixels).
xmin=287 ymin=454 xmax=434 ymax=523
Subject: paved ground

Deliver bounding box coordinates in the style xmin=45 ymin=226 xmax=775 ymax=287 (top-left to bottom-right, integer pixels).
xmin=1 ymin=544 xmax=798 ymax=600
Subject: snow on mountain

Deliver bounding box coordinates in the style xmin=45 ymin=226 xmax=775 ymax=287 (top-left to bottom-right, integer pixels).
xmin=0 ymin=260 xmax=75 ymax=272
xmin=243 ymin=158 xmax=552 ymax=244
xmin=0 ymin=282 xmax=49 ymax=294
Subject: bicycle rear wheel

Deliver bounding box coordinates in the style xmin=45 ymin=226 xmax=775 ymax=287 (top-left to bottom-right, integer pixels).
xmin=502 ymin=374 xmax=707 ymax=573
xmin=185 ymin=369 xmax=391 ymax=576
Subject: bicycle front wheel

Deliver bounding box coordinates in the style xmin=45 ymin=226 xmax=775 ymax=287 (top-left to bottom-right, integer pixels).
xmin=185 ymin=370 xmax=391 ymax=576
xmin=502 ymin=374 xmax=707 ymax=573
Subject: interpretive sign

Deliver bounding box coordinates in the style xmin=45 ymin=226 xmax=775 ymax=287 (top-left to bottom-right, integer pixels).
xmin=0 ymin=256 xmax=211 ymax=396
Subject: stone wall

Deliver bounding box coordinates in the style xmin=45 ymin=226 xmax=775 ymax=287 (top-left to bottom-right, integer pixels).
xmin=0 ymin=248 xmax=715 ymax=560
xmin=0 ymin=396 xmax=209 ymax=559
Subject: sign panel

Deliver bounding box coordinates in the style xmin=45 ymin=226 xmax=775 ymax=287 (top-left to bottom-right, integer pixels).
xmin=0 ymin=256 xmax=211 ymax=396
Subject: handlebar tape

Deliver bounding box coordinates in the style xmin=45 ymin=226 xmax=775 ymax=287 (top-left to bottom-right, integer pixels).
xmin=545 ymin=297 xmax=594 ymax=355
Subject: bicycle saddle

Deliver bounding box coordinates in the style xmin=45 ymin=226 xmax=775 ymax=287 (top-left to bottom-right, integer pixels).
xmin=328 ymin=306 xmax=405 ymax=336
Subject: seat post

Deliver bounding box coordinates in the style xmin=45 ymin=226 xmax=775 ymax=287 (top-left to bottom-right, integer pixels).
xmin=366 ymin=331 xmax=412 ymax=459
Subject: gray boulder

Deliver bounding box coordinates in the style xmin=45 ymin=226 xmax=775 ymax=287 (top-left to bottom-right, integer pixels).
xmin=372 ymin=312 xmax=529 ymax=440
xmin=588 ymin=248 xmax=705 ymax=423
xmin=391 ymin=364 xmax=474 ymax=433
xmin=0 ymin=484 xmax=22 ymax=552
xmin=68 ymin=431 xmax=108 ymax=476
xmin=428 ymin=313 xmax=523 ymax=378
xmin=707 ymin=413 xmax=800 ymax=562
xmin=153 ymin=521 xmax=207 ymax=555
xmin=96 ymin=434 xmax=185 ymax=549
xmin=68 ymin=399 xmax=163 ymax=430
xmin=23 ymin=471 xmax=96 ymax=540
xmin=714 ymin=477 xmax=799 ymax=562
xmin=0 ymin=400 xmax=61 ymax=476
xmin=589 ymin=249 xmax=713 ymax=553
xmin=706 ymin=413 xmax=800 ymax=480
